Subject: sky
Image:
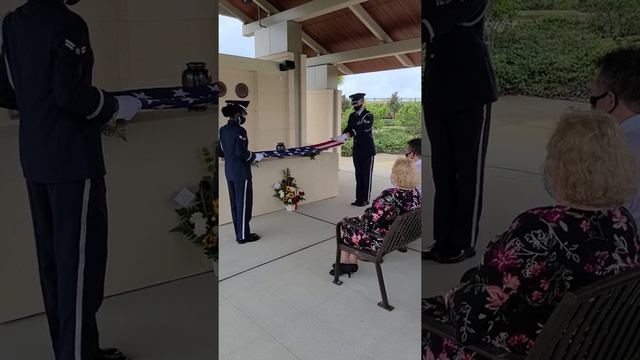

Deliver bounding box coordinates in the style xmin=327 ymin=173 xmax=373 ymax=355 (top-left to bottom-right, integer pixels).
xmin=219 ymin=15 xmax=421 ymax=99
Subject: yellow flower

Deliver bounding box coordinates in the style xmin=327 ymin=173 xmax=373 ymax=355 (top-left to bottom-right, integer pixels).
xmin=202 ymin=233 xmax=218 ymax=249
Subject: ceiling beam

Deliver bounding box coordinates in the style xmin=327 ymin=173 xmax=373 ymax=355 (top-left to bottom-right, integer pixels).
xmin=219 ymin=0 xmax=355 ymax=75
xmin=250 ymin=0 xmax=280 ymax=15
xmin=348 ymin=4 xmax=415 ymax=67
xmin=243 ymin=0 xmax=368 ymax=36
xmin=219 ymin=0 xmax=253 ymax=24
xmin=301 ymin=33 xmax=353 ymax=75
xmin=306 ymin=38 xmax=421 ymax=67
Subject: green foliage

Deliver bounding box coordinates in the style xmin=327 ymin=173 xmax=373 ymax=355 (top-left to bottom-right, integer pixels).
xmin=486 ymin=0 xmax=522 ymax=50
xmin=520 ymin=0 xmax=578 ymax=10
xmin=387 ymin=92 xmax=401 ymax=119
xmin=492 ymin=1 xmax=640 ymax=100
xmin=101 ymin=123 xmax=128 ymax=142
xmin=341 ymin=95 xmax=351 ymax=112
xmin=493 ymin=17 xmax=640 ymax=100
xmin=395 ymin=102 xmax=422 ymax=134
xmin=581 ymin=0 xmax=640 ymax=39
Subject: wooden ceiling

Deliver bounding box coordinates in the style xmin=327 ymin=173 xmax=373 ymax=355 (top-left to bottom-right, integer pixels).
xmin=222 ymin=0 xmax=421 ymax=75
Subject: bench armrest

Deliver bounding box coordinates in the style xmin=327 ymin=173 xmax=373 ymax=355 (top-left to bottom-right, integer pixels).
xmin=422 ymin=315 xmax=525 ymax=360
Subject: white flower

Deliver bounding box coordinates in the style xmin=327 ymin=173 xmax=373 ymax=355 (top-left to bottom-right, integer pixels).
xmin=273 ymin=183 xmax=281 ymax=190
xmin=279 ymin=190 xmax=285 ymax=198
xmin=190 ymin=213 xmax=208 ymax=236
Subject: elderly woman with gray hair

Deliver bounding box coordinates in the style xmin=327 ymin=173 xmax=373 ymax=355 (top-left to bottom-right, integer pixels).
xmin=423 ymin=110 xmax=640 ymax=359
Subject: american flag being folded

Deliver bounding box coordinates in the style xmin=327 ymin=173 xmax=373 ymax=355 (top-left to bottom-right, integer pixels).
xmin=259 ymin=140 xmax=344 ymax=159
xmin=111 ymin=83 xmax=219 ymax=110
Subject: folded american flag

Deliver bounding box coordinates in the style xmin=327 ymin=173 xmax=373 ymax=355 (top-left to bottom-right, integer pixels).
xmin=112 ymin=83 xmax=219 ymax=110
xmin=259 ymin=139 xmax=344 ymax=159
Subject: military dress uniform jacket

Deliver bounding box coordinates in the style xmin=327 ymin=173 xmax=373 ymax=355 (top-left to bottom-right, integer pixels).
xmin=0 ymin=0 xmax=118 ymax=183
xmin=423 ymin=0 xmax=498 ymax=109
xmin=218 ymin=120 xmax=256 ymax=182
xmin=343 ymin=108 xmax=376 ymax=158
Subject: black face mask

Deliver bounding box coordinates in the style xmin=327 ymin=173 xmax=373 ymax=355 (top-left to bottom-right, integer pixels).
xmin=239 ymin=115 xmax=247 ymax=125
xmin=353 ymin=104 xmax=362 ymax=112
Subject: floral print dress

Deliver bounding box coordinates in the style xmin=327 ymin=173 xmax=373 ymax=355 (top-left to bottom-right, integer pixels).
xmin=423 ymin=206 xmax=640 ymax=359
xmin=341 ymin=188 xmax=422 ymax=254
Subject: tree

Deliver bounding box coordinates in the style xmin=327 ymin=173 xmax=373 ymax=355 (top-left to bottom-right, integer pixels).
xmin=337 ymin=75 xmax=344 ymax=86
xmin=388 ymin=92 xmax=401 ymax=119
xmin=341 ymin=95 xmax=351 ymax=112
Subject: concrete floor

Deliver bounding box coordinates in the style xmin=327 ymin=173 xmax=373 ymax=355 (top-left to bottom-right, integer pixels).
xmin=219 ymin=169 xmax=422 ymax=360
xmin=0 ymin=273 xmax=218 ymax=360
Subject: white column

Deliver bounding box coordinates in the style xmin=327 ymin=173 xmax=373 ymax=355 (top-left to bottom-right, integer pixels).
xmin=254 ymin=21 xmax=305 ymax=147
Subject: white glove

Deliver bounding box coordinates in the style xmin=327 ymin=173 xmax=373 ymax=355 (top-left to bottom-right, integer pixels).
xmin=114 ymin=96 xmax=143 ymax=121
xmin=254 ymin=152 xmax=264 ymax=162
xmin=333 ymin=133 xmax=349 ymax=143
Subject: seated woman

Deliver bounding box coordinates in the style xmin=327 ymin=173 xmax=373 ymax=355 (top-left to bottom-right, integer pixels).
xmin=423 ymin=110 xmax=640 ymax=359
xmin=331 ymin=158 xmax=422 ymax=277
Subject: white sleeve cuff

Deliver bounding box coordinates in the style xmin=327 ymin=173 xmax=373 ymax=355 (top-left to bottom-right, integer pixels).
xmin=87 ymin=88 xmax=105 ymax=120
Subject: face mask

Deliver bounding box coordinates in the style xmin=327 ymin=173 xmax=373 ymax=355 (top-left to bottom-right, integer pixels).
xmin=353 ymin=104 xmax=362 ymax=112
xmin=239 ymin=115 xmax=246 ymax=125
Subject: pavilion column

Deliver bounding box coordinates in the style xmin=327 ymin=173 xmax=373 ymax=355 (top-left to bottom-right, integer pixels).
xmin=306 ymin=64 xmax=342 ymax=147
xmin=255 ymin=21 xmax=306 ymax=147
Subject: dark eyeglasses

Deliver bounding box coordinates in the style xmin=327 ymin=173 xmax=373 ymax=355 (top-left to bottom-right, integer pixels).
xmin=589 ymin=92 xmax=609 ymax=109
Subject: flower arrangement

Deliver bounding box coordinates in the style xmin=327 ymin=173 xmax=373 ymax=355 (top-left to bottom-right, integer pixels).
xmin=170 ymin=145 xmax=219 ymax=260
xmin=273 ymin=168 xmax=305 ymax=210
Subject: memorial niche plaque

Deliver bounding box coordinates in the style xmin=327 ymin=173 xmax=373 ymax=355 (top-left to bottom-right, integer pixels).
xmin=235 ymin=83 xmax=249 ymax=98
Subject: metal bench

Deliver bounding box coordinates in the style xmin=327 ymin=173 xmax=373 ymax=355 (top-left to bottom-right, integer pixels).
xmin=423 ymin=268 xmax=640 ymax=360
xmin=332 ymin=208 xmax=422 ymax=311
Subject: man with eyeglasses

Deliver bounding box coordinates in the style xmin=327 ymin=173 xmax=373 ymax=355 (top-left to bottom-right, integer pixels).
xmin=590 ymin=46 xmax=640 ymax=226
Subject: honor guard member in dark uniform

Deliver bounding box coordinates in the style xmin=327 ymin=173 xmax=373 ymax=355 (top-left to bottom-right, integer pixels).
xmin=0 ymin=1 xmax=142 ymax=359
xmin=334 ymin=93 xmax=376 ymax=207
xmin=217 ymin=100 xmax=264 ymax=244
xmin=422 ymin=0 xmax=498 ymax=264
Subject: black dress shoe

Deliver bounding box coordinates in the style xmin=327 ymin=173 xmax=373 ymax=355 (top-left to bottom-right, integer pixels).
xmin=422 ymin=248 xmax=441 ymax=261
xmin=329 ymin=263 xmax=358 ymax=277
xmin=398 ymin=246 xmax=408 ymax=253
xmin=351 ymin=201 xmax=369 ymax=207
xmin=436 ymin=248 xmax=477 ymax=264
xmin=97 ymin=348 xmax=129 ymax=360
xmin=249 ymin=233 xmax=261 ymax=241
xmin=237 ymin=234 xmax=261 ymax=244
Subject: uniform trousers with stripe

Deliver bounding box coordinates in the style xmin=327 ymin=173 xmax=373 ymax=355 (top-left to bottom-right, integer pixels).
xmin=425 ymin=104 xmax=491 ymax=254
xmin=26 ymin=177 xmax=107 ymax=360
xmin=353 ymin=154 xmax=375 ymax=203
xmin=227 ymin=180 xmax=253 ymax=241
